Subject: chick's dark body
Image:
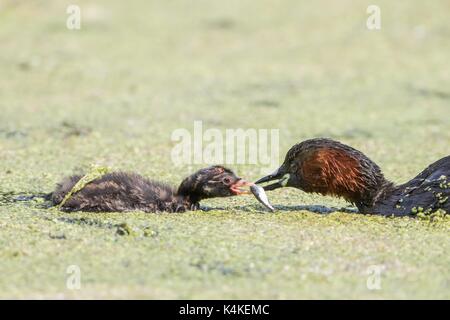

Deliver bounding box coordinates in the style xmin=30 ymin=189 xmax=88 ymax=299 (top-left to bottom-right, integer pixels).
xmin=52 ymin=166 xmax=251 ymax=213
xmin=52 ymin=172 xmax=189 ymax=213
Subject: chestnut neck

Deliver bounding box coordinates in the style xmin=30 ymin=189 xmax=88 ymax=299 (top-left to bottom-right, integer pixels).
xmin=290 ymin=146 xmax=397 ymax=210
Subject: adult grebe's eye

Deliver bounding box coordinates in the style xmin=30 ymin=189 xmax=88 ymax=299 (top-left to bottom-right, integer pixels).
xmin=222 ymin=177 xmax=232 ymax=185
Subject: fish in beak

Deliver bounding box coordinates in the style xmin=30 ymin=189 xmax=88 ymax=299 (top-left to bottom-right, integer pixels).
xmin=250 ymin=184 xmax=275 ymax=212
xmin=230 ymin=178 xmax=276 ymax=211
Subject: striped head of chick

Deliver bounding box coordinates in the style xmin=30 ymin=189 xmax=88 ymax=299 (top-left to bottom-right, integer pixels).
xmin=176 ymin=165 xmax=252 ymax=203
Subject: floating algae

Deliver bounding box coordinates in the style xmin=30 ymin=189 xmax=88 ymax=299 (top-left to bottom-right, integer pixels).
xmin=58 ymin=166 xmax=110 ymax=209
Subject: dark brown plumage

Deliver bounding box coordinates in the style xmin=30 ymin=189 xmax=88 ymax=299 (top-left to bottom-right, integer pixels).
xmin=256 ymin=138 xmax=449 ymax=216
xmin=52 ymin=166 xmax=252 ymax=213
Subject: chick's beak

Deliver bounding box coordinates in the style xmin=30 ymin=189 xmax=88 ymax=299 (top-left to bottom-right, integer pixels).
xmin=230 ymin=179 xmax=254 ymax=195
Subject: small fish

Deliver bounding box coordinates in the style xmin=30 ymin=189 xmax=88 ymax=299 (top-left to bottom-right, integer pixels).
xmin=251 ymin=184 xmax=275 ymax=212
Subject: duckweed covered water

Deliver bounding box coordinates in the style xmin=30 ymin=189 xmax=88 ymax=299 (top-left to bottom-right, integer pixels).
xmin=0 ymin=0 xmax=449 ymax=299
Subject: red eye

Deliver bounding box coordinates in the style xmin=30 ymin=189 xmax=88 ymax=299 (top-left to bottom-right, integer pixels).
xmin=222 ymin=177 xmax=232 ymax=185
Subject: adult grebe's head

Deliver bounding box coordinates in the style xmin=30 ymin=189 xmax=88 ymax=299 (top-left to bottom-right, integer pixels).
xmin=255 ymin=138 xmax=389 ymax=208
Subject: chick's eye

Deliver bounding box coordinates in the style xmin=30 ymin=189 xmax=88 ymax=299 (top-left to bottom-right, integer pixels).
xmin=222 ymin=177 xmax=232 ymax=185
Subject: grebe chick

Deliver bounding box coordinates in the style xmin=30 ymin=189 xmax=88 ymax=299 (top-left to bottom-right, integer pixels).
xmin=52 ymin=166 xmax=252 ymax=213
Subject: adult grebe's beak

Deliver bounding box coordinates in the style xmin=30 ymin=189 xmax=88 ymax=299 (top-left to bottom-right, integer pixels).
xmin=255 ymin=166 xmax=289 ymax=191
